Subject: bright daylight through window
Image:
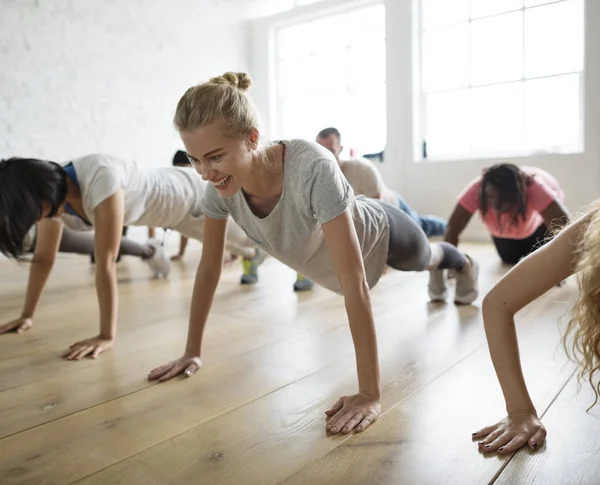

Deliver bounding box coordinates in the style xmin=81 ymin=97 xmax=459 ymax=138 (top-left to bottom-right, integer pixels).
xmin=275 ymin=4 xmax=386 ymax=157
xmin=418 ymin=0 xmax=584 ymax=160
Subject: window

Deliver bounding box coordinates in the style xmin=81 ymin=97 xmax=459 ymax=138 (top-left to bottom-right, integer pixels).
xmin=417 ymin=0 xmax=584 ymax=160
xmin=275 ymin=4 xmax=386 ymax=157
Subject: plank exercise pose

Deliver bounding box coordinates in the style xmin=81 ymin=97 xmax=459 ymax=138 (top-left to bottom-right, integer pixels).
xmin=149 ymin=72 xmax=480 ymax=435
xmin=445 ymin=164 xmax=569 ymax=264
xmin=0 ymin=153 xmax=262 ymax=358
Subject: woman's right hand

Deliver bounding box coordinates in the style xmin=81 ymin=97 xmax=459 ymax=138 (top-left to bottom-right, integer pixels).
xmin=472 ymin=411 xmax=546 ymax=454
xmin=0 ymin=317 xmax=33 ymax=334
xmin=148 ymin=354 xmax=202 ymax=382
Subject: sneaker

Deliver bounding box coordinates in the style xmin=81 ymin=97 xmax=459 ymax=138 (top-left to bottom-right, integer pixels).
xmin=240 ymin=248 xmax=266 ymax=285
xmin=454 ymin=255 xmax=479 ymax=304
xmin=293 ymin=274 xmax=314 ymax=292
xmin=428 ymin=269 xmax=447 ymax=302
xmin=145 ymin=238 xmax=170 ymax=278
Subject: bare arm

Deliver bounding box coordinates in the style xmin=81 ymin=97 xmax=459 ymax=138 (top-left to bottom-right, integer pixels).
xmin=63 ymin=190 xmax=125 ymax=360
xmin=474 ymin=215 xmax=585 ymax=453
xmin=92 ymin=190 xmax=126 ymax=340
xmin=22 ymin=219 xmax=64 ymax=318
xmin=444 ymin=204 xmax=473 ymax=247
xmin=321 ymin=209 xmax=382 ymax=434
xmin=482 ymin=215 xmax=582 ymax=412
xmin=149 ymin=216 xmax=227 ymax=381
xmin=178 ymin=235 xmax=189 ymax=256
xmin=540 ymin=199 xmax=570 ymax=232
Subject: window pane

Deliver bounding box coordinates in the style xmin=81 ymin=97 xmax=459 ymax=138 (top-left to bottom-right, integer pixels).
xmin=525 ymin=0 xmax=583 ymax=78
xmin=422 ymin=0 xmax=469 ymax=29
xmin=524 ymin=0 xmax=559 ymax=6
xmin=255 ymin=0 xmax=294 ymax=17
xmin=348 ymin=42 xmax=386 ymax=86
xmin=348 ymin=85 xmax=387 ymax=154
xmin=470 ymin=0 xmax=522 ymax=19
xmin=470 ymin=12 xmax=523 ymax=85
xmin=347 ymin=5 xmax=386 ymax=46
xmin=422 ymin=24 xmax=469 ymax=92
xmin=425 ymin=89 xmax=470 ymax=157
xmin=525 ymin=74 xmax=581 ymax=152
xmin=471 ymin=83 xmax=524 ymax=153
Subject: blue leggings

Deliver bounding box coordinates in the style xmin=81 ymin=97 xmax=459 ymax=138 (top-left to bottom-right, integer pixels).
xmin=395 ymin=193 xmax=447 ymax=238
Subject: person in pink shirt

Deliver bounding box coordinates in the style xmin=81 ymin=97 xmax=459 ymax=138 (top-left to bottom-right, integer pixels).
xmin=445 ymin=164 xmax=570 ymax=264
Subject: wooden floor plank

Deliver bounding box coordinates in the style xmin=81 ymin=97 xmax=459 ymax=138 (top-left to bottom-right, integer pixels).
xmin=1 ymin=243 xmax=587 ymax=485
xmin=280 ymin=297 xmax=577 ymax=485
xmin=0 ymin=265 xmax=473 ymax=484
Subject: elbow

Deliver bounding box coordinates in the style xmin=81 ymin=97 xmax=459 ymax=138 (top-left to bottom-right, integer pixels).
xmin=481 ymin=288 xmax=513 ymax=324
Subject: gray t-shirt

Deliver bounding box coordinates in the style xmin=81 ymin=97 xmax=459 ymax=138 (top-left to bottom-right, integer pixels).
xmin=201 ymin=139 xmax=390 ymax=294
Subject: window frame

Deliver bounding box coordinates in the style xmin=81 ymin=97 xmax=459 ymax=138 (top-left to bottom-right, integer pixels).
xmin=413 ymin=0 xmax=585 ymax=163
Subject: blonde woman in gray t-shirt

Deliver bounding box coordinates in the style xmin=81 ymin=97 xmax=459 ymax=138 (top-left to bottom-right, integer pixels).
xmin=150 ymin=72 xmax=479 ymax=436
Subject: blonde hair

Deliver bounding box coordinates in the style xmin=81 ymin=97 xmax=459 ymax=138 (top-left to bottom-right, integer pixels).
xmin=174 ymin=71 xmax=275 ymax=170
xmin=174 ymin=71 xmax=257 ymax=138
xmin=564 ymin=200 xmax=600 ymax=409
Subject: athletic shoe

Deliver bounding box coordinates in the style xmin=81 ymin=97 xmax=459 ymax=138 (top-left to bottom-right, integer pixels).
xmin=293 ymin=274 xmax=314 ymax=291
xmin=454 ymin=255 xmax=479 ymax=304
xmin=240 ymin=248 xmax=267 ymax=285
xmin=145 ymin=238 xmax=170 ymax=278
xmin=428 ymin=269 xmax=447 ymax=302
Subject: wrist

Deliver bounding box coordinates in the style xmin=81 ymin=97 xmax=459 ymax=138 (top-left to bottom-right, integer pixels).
xmin=359 ymin=388 xmax=381 ymax=400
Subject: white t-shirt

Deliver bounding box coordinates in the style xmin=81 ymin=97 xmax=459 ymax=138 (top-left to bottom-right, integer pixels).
xmin=201 ymin=140 xmax=391 ymax=294
xmin=67 ymin=154 xmax=205 ymax=228
xmin=340 ymin=157 xmax=398 ymax=206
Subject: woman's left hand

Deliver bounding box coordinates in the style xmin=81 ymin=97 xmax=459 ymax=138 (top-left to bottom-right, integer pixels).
xmin=63 ymin=336 xmax=115 ymax=360
xmin=325 ymin=392 xmax=381 ymax=434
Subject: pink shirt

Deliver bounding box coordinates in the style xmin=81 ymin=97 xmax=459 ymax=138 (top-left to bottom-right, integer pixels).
xmin=458 ymin=166 xmax=564 ymax=239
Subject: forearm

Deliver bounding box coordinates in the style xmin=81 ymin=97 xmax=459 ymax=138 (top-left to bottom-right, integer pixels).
xmin=95 ymin=263 xmax=118 ymax=339
xmin=179 ymin=236 xmax=189 ymax=255
xmin=21 ymin=260 xmax=54 ymax=318
xmin=344 ymin=280 xmax=381 ymax=399
xmin=482 ymin=299 xmax=536 ymax=413
xmin=185 ymin=265 xmax=221 ymax=356
xmin=444 ymin=229 xmax=459 ymax=247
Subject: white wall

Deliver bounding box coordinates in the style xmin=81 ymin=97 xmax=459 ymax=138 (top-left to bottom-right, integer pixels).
xmin=251 ymin=0 xmax=600 ymax=241
xmin=0 ymin=0 xmax=253 ymax=169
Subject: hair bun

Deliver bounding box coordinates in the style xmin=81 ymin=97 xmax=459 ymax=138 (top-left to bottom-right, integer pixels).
xmin=209 ymin=71 xmax=253 ymax=92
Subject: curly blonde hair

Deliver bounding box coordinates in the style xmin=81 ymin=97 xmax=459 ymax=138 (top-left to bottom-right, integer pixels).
xmin=564 ymin=200 xmax=600 ymax=409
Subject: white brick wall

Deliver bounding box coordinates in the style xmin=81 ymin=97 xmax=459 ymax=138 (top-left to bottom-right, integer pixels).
xmin=0 ymin=0 xmax=253 ymax=168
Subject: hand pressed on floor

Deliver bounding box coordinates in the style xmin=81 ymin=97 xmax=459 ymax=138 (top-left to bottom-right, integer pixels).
xmin=63 ymin=335 xmax=115 ymax=360
xmin=325 ymin=392 xmax=381 ymax=435
xmin=148 ymin=354 xmax=202 ymax=382
xmin=0 ymin=317 xmax=33 ymax=334
xmin=472 ymin=411 xmax=546 ymax=454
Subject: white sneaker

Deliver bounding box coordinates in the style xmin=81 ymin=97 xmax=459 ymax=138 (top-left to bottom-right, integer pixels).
xmin=428 ymin=269 xmax=447 ymax=302
xmin=145 ymin=238 xmax=170 ymax=278
xmin=454 ymin=255 xmax=479 ymax=304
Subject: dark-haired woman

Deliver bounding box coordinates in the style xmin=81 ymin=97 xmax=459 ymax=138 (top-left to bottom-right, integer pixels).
xmin=444 ymin=164 xmax=570 ymax=265
xmin=0 ymin=154 xmax=262 ymax=359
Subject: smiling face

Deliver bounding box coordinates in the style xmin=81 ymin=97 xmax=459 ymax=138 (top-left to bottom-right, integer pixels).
xmin=181 ymin=121 xmax=258 ymax=198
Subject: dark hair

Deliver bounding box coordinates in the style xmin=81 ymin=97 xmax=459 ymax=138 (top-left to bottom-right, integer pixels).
xmin=172 ymin=150 xmax=190 ymax=167
xmin=0 ymin=157 xmax=67 ymax=259
xmin=317 ymin=127 xmax=341 ymax=142
xmin=479 ymin=163 xmax=530 ymax=228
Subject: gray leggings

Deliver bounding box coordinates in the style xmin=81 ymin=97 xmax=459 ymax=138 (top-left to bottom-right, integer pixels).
xmin=379 ymin=201 xmax=466 ymax=272
xmin=379 ymin=201 xmax=431 ymax=271
xmin=58 ymin=226 xmax=151 ymax=258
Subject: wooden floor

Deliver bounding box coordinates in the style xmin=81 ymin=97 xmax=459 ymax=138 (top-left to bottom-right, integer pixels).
xmin=1 ymin=242 xmax=599 ymax=485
